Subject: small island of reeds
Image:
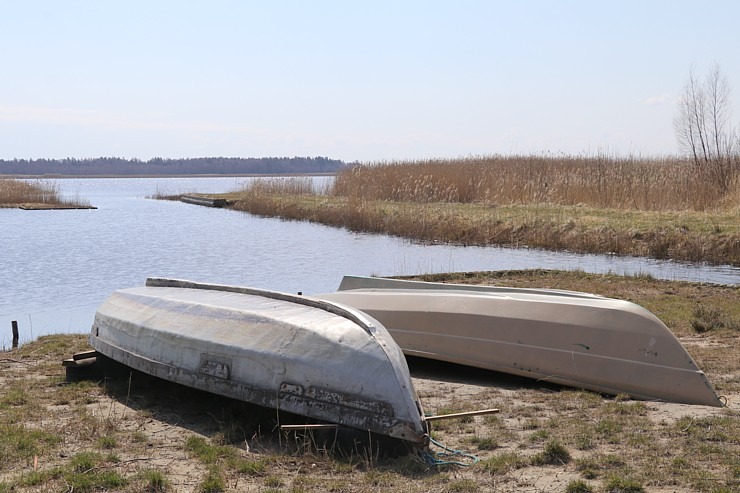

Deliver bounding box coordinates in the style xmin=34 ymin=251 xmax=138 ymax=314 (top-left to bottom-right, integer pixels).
xmin=0 ymin=179 xmax=94 ymax=210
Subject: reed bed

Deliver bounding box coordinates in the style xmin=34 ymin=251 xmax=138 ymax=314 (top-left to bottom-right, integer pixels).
xmin=0 ymin=178 xmax=90 ymax=208
xmin=0 ymin=179 xmax=62 ymax=205
xmin=240 ymin=176 xmax=321 ymax=196
xmin=331 ymin=154 xmax=739 ymax=212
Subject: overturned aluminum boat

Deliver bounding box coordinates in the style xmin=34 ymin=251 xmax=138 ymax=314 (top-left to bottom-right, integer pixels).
xmin=316 ymin=276 xmax=722 ymax=407
xmin=90 ymin=278 xmax=428 ymax=445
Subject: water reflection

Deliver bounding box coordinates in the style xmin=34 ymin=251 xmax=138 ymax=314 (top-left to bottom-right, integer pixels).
xmin=1 ymin=177 xmax=737 ymax=342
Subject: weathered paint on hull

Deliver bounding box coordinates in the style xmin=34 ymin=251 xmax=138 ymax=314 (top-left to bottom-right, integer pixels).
xmin=90 ymin=278 xmax=428 ymax=444
xmin=317 ymin=276 xmax=722 ymax=407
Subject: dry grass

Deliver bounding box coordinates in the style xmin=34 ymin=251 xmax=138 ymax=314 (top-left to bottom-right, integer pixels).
xmin=239 ymin=176 xmax=320 ymax=196
xmin=0 ymin=271 xmax=737 ymax=492
xmin=0 ymin=178 xmax=92 ymax=208
xmin=331 ymin=154 xmax=740 ymax=212
xmin=0 ymin=179 xmax=62 ymax=206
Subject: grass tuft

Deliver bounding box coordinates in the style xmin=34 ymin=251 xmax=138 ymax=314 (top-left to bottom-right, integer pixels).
xmin=444 ymin=478 xmax=480 ymax=492
xmin=97 ymin=435 xmax=117 ymax=450
xmin=531 ymin=440 xmax=572 ymax=466
xmin=185 ymin=436 xmax=237 ymax=465
xmin=0 ymin=424 xmax=61 ymax=466
xmin=691 ymin=304 xmax=739 ymax=333
xmin=198 ymin=468 xmax=226 ymax=493
xmin=467 ymin=435 xmax=498 ymax=451
xmin=263 ymin=475 xmax=284 ymax=488
xmin=478 ymin=452 xmax=527 ymax=475
xmin=603 ymin=475 xmax=645 ymax=492
xmin=233 ymin=457 xmax=269 ymax=476
xmin=64 ymin=452 xmax=126 ymax=492
xmin=566 ymin=479 xmax=594 ymax=493
xmin=140 ymin=469 xmax=170 ymax=492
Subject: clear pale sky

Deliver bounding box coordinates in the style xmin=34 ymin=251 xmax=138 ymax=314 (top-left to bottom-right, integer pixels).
xmin=1 ymin=1 xmax=738 ymax=163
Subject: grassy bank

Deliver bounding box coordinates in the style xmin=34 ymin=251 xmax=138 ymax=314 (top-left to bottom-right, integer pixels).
xmin=226 ymin=191 xmax=739 ymax=265
xmin=1 ymin=271 xmax=737 ymax=492
xmin=199 ymin=156 xmax=740 ymax=266
xmin=0 ymin=179 xmax=93 ymax=209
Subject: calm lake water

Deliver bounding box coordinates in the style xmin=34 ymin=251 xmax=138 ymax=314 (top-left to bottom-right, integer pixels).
xmin=1 ymin=177 xmax=738 ymax=345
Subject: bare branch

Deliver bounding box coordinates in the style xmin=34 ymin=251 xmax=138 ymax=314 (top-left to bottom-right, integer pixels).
xmin=674 ymin=64 xmax=738 ymax=191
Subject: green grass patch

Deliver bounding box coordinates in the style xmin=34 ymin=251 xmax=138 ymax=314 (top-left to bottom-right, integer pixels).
xmin=198 ymin=467 xmax=226 ymax=493
xmin=0 ymin=385 xmax=30 ymax=408
xmin=233 ymin=457 xmax=269 ymax=476
xmin=527 ymin=429 xmax=550 ymax=443
xmin=15 ymin=333 xmax=90 ymax=359
xmin=603 ymin=474 xmax=645 ymax=492
xmin=63 ymin=452 xmax=126 ymax=492
xmin=263 ymin=475 xmax=284 ymax=488
xmin=139 ymin=469 xmax=170 ymax=492
xmin=0 ymin=424 xmax=61 ymax=468
xmin=467 ymin=435 xmax=498 ymax=451
xmin=566 ymin=480 xmax=594 ymax=493
xmin=531 ymin=440 xmax=571 ymax=466
xmin=575 ymin=454 xmax=628 ymax=480
xmin=97 ymin=435 xmax=117 ymax=449
xmin=478 ymin=452 xmax=527 ymax=475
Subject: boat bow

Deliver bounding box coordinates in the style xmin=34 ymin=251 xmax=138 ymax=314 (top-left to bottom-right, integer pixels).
xmin=91 ymin=278 xmax=428 ymax=444
xmin=317 ymin=276 xmax=722 ymax=407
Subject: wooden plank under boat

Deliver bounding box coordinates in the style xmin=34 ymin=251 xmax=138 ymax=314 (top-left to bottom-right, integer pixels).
xmin=90 ymin=278 xmax=428 ymax=445
xmin=316 ymin=276 xmax=722 ymax=407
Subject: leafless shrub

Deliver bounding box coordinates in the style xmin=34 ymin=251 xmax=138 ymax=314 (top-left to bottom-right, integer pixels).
xmin=674 ymin=65 xmax=739 ymax=192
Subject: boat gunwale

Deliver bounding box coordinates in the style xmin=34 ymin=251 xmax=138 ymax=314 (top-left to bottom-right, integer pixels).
xmin=337 ymin=275 xmax=608 ymax=300
xmin=147 ymin=277 xmax=381 ymax=335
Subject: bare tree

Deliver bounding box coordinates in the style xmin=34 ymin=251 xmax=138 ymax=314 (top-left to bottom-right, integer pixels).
xmin=674 ymin=64 xmax=738 ymax=191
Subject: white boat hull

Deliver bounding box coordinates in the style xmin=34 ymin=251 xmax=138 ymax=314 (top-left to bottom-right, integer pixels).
xmin=317 ymin=276 xmax=722 ymax=407
xmin=90 ymin=278 xmax=428 ymax=444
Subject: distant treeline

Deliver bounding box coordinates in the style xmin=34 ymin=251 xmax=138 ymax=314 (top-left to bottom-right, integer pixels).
xmin=0 ymin=156 xmax=347 ymax=176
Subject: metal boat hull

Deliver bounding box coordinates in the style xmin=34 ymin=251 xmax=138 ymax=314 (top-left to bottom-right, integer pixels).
xmin=317 ymin=276 xmax=722 ymax=407
xmin=90 ymin=278 xmax=427 ymax=444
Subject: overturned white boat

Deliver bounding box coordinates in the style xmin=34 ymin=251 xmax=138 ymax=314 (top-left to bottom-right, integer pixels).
xmin=90 ymin=278 xmax=428 ymax=445
xmin=316 ymin=276 xmax=722 ymax=407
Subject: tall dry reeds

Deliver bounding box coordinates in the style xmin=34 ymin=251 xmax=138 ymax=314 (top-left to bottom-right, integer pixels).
xmin=0 ymin=179 xmax=62 ymax=205
xmin=230 ymin=177 xmax=328 ymax=219
xmin=0 ymin=179 xmax=91 ymax=207
xmin=331 ymin=155 xmax=739 ymax=211
xmin=238 ymin=176 xmax=320 ymax=196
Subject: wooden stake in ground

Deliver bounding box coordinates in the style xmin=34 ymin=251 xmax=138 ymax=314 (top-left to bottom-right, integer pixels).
xmin=11 ymin=320 xmax=19 ymax=348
